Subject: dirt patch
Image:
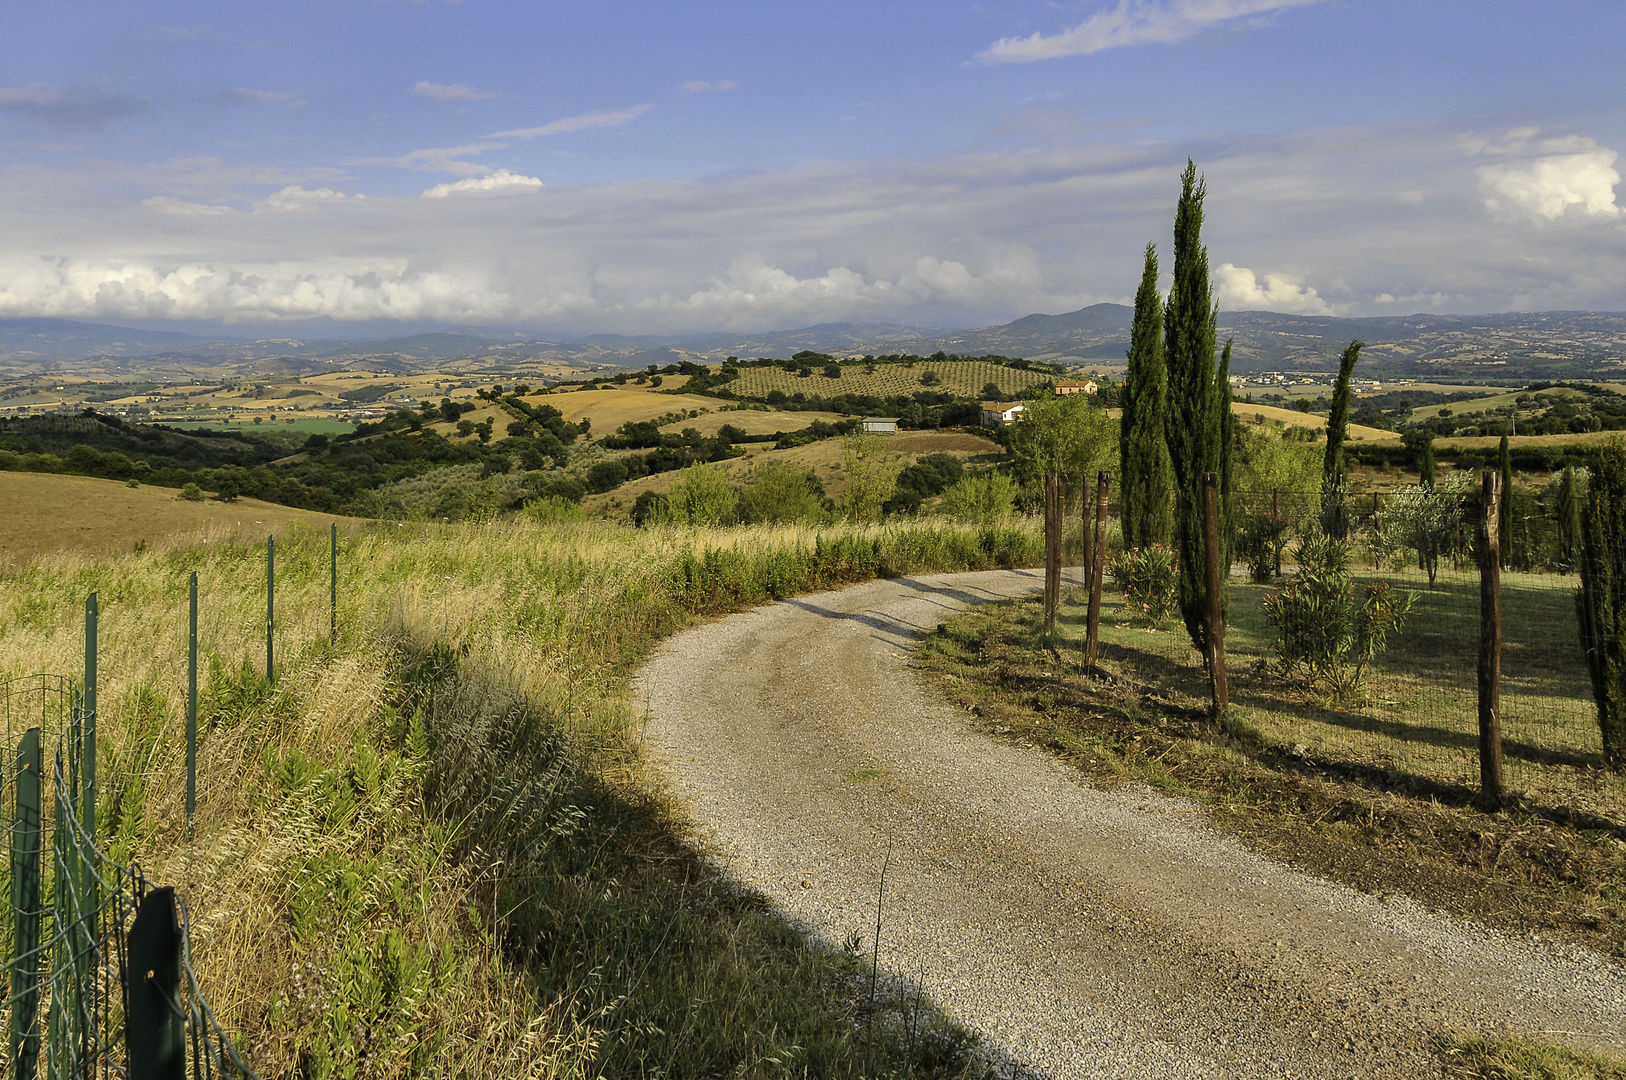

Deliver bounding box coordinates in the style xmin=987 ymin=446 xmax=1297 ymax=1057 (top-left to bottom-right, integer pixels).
xmin=917 ymin=598 xmax=1626 ymax=961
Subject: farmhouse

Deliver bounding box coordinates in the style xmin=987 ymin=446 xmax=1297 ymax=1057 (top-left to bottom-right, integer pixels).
xmin=980 ymin=403 xmax=1025 ymax=426
xmin=1055 ymin=380 xmax=1098 ymax=396
xmin=861 ymin=417 xmax=899 ymax=434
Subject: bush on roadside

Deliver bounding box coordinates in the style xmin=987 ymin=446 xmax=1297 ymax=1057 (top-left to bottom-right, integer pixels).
xmin=1108 ymin=544 xmax=1179 ymax=629
xmin=939 ymin=470 xmax=1017 ymax=526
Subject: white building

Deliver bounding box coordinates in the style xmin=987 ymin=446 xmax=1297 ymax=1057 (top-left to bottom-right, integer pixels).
xmin=862 ymin=417 xmax=899 ymax=434
xmin=980 ymin=403 xmax=1026 ymax=426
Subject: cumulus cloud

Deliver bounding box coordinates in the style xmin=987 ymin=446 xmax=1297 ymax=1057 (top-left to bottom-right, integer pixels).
xmin=412 ymin=81 xmax=496 ymax=101
xmin=978 ymin=0 xmax=1327 ymax=61
xmin=0 ymin=258 xmax=509 ymax=323
xmin=142 ymin=196 xmax=234 ymax=216
xmin=492 ymin=104 xmax=651 ymax=139
xmin=420 ymin=169 xmax=543 ymax=198
xmin=0 ymin=83 xmax=143 ymax=129
xmin=1475 ymin=130 xmax=1620 ymax=221
xmin=678 ymin=80 xmax=737 ymax=93
xmin=255 ymin=185 xmax=365 ymax=211
xmin=1213 ymin=263 xmax=1331 ymax=315
xmin=224 ymin=88 xmax=306 ymax=106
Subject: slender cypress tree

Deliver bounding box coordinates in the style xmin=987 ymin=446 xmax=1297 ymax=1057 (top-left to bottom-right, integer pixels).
xmin=1120 ymin=243 xmax=1174 ymax=549
xmin=1164 ymin=159 xmax=1222 ymax=653
xmin=1577 ymin=440 xmax=1626 ymax=771
xmin=1556 ymin=464 xmax=1583 ymax=567
xmin=1216 ymin=338 xmax=1235 ymax=566
xmin=1420 ymin=436 xmax=1436 ymax=488
xmin=1320 ymin=339 xmax=1363 ymax=538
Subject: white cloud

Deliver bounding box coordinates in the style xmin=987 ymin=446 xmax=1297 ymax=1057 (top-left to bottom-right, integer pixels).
xmin=255 ymin=185 xmax=365 ymax=211
xmin=1476 ymin=132 xmax=1620 ymax=221
xmin=391 ymin=143 xmax=504 ymax=176
xmin=421 ymin=169 xmax=543 ymax=198
xmin=412 ymin=81 xmax=496 ymax=102
xmin=224 ymin=88 xmax=306 ymax=107
xmin=492 ymin=104 xmax=651 ymax=139
xmin=678 ymin=80 xmax=737 ymax=94
xmin=0 ymin=258 xmax=508 ymax=323
xmin=1213 ymin=263 xmax=1331 ymax=315
xmin=978 ymin=0 xmax=1327 ymax=62
xmin=142 ymin=196 xmax=233 ymax=216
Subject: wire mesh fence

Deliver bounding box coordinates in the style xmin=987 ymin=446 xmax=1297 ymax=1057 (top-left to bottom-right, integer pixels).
xmin=1083 ymin=485 xmax=1623 ymax=824
xmin=1 ymin=673 xmax=257 ymax=1079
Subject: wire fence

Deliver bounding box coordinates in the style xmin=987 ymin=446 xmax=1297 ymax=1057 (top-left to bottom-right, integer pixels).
xmin=1084 ymin=486 xmax=1622 ymax=824
xmin=2 ymin=673 xmax=257 ymax=1078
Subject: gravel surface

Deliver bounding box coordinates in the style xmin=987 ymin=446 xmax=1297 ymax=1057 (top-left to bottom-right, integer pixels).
xmin=634 ymin=570 xmax=1626 ymax=1079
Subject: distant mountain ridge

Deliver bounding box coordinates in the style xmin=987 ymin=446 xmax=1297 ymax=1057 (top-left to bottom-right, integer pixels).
xmin=2 ymin=307 xmax=1624 ymax=380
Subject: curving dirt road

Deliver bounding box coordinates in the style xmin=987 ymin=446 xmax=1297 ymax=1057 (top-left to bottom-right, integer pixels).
xmin=635 ymin=570 xmax=1626 ymax=1079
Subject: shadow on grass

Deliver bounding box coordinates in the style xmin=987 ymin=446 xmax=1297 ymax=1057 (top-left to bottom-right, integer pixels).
xmin=397 ymin=640 xmax=998 ymax=1080
xmin=784 ymin=572 xmax=1044 ymax=642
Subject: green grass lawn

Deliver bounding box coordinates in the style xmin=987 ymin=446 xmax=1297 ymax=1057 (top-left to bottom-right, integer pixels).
xmin=1068 ymin=563 xmax=1622 ymax=818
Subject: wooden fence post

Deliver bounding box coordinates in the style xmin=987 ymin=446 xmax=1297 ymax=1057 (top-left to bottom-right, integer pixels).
xmin=1478 ymin=470 xmax=1505 ymax=806
xmin=1084 ymin=473 xmax=1110 ymax=668
xmin=1203 ymin=474 xmax=1228 ymax=714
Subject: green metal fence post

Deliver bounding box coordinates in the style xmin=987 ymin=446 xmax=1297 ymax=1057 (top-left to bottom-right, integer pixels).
xmin=330 ymin=522 xmax=338 ymax=646
xmin=266 ymin=535 xmax=275 ymax=684
xmin=10 ymin=727 xmax=43 ymax=1080
xmin=83 ymin=592 xmax=96 ymax=845
xmin=187 ymin=572 xmax=198 ymax=840
xmin=127 ymin=887 xmax=185 ymax=1080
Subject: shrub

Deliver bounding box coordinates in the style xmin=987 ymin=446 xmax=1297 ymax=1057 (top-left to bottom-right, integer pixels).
xmin=668 ymin=462 xmax=737 ymax=526
xmin=520 ymin=496 xmax=585 ymax=525
xmin=1376 ymin=472 xmax=1476 ymax=586
xmin=1108 ymin=545 xmax=1179 ymax=629
xmin=735 ymin=461 xmax=830 ymax=525
xmin=939 ymin=471 xmax=1016 ymax=526
xmin=1236 ymin=510 xmax=1290 ymax=583
xmin=178 ymin=482 xmax=206 ymax=502
xmin=1262 ymin=534 xmax=1415 ymax=699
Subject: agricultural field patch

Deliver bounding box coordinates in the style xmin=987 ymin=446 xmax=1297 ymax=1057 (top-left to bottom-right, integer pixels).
xmin=657 ymin=407 xmax=844 ymax=437
xmin=1232 ymin=402 xmax=1400 ymax=442
xmin=727 ymin=360 xmax=1050 ymax=402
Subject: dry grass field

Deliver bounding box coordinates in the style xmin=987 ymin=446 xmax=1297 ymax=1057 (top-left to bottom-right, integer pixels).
xmin=656 ymin=407 xmax=845 ymax=437
xmin=728 ymin=359 xmax=1050 ymax=401
xmin=0 ymin=471 xmax=359 ymax=566
xmin=1233 ymin=402 xmax=1400 ymax=442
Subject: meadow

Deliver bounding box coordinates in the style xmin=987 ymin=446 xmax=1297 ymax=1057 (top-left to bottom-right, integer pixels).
xmin=0 ymin=511 xmax=1041 ymax=1077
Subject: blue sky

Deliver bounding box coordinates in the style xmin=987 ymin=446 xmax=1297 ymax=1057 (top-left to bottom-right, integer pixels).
xmin=0 ymin=1 xmax=1621 ymax=336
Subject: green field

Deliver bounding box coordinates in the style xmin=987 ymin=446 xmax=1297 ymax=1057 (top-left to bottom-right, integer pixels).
xmin=161 ymin=416 xmax=357 ymax=436
xmin=729 ymin=360 xmax=1051 ymax=402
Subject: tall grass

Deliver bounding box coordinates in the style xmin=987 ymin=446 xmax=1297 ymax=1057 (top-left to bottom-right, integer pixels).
xmin=0 ymin=516 xmax=1039 ymax=1077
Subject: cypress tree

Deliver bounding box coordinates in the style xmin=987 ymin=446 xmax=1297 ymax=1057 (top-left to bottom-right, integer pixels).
xmin=1420 ymin=436 xmax=1436 ymax=488
xmin=1320 ymin=339 xmax=1363 ymax=538
xmin=1164 ymin=159 xmax=1222 ymax=653
xmin=1556 ymin=464 xmax=1583 ymax=567
xmin=1216 ymin=338 xmax=1235 ymax=566
xmin=1120 ymin=242 xmax=1174 ymax=549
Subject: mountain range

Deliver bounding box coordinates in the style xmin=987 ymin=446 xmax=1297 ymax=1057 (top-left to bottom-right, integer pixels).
xmin=3 ymin=307 xmax=1624 ymax=381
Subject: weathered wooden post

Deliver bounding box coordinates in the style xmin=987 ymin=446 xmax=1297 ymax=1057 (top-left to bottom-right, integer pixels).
xmin=1203 ymin=474 xmax=1228 ymax=714
xmin=1085 ymin=473 xmax=1110 ymax=668
xmin=1478 ymin=470 xmax=1505 ymax=805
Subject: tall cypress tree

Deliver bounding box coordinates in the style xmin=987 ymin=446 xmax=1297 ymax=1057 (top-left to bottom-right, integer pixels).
xmin=1216 ymin=338 xmax=1235 ymax=566
xmin=1321 ymin=339 xmax=1363 ymax=538
xmin=1120 ymin=243 xmax=1174 ymax=549
xmin=1420 ymin=436 xmax=1436 ymax=488
xmin=1164 ymin=159 xmax=1221 ymax=653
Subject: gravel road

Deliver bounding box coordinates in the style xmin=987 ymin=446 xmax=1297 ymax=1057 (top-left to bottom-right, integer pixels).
xmin=634 ymin=570 xmax=1626 ymax=1079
